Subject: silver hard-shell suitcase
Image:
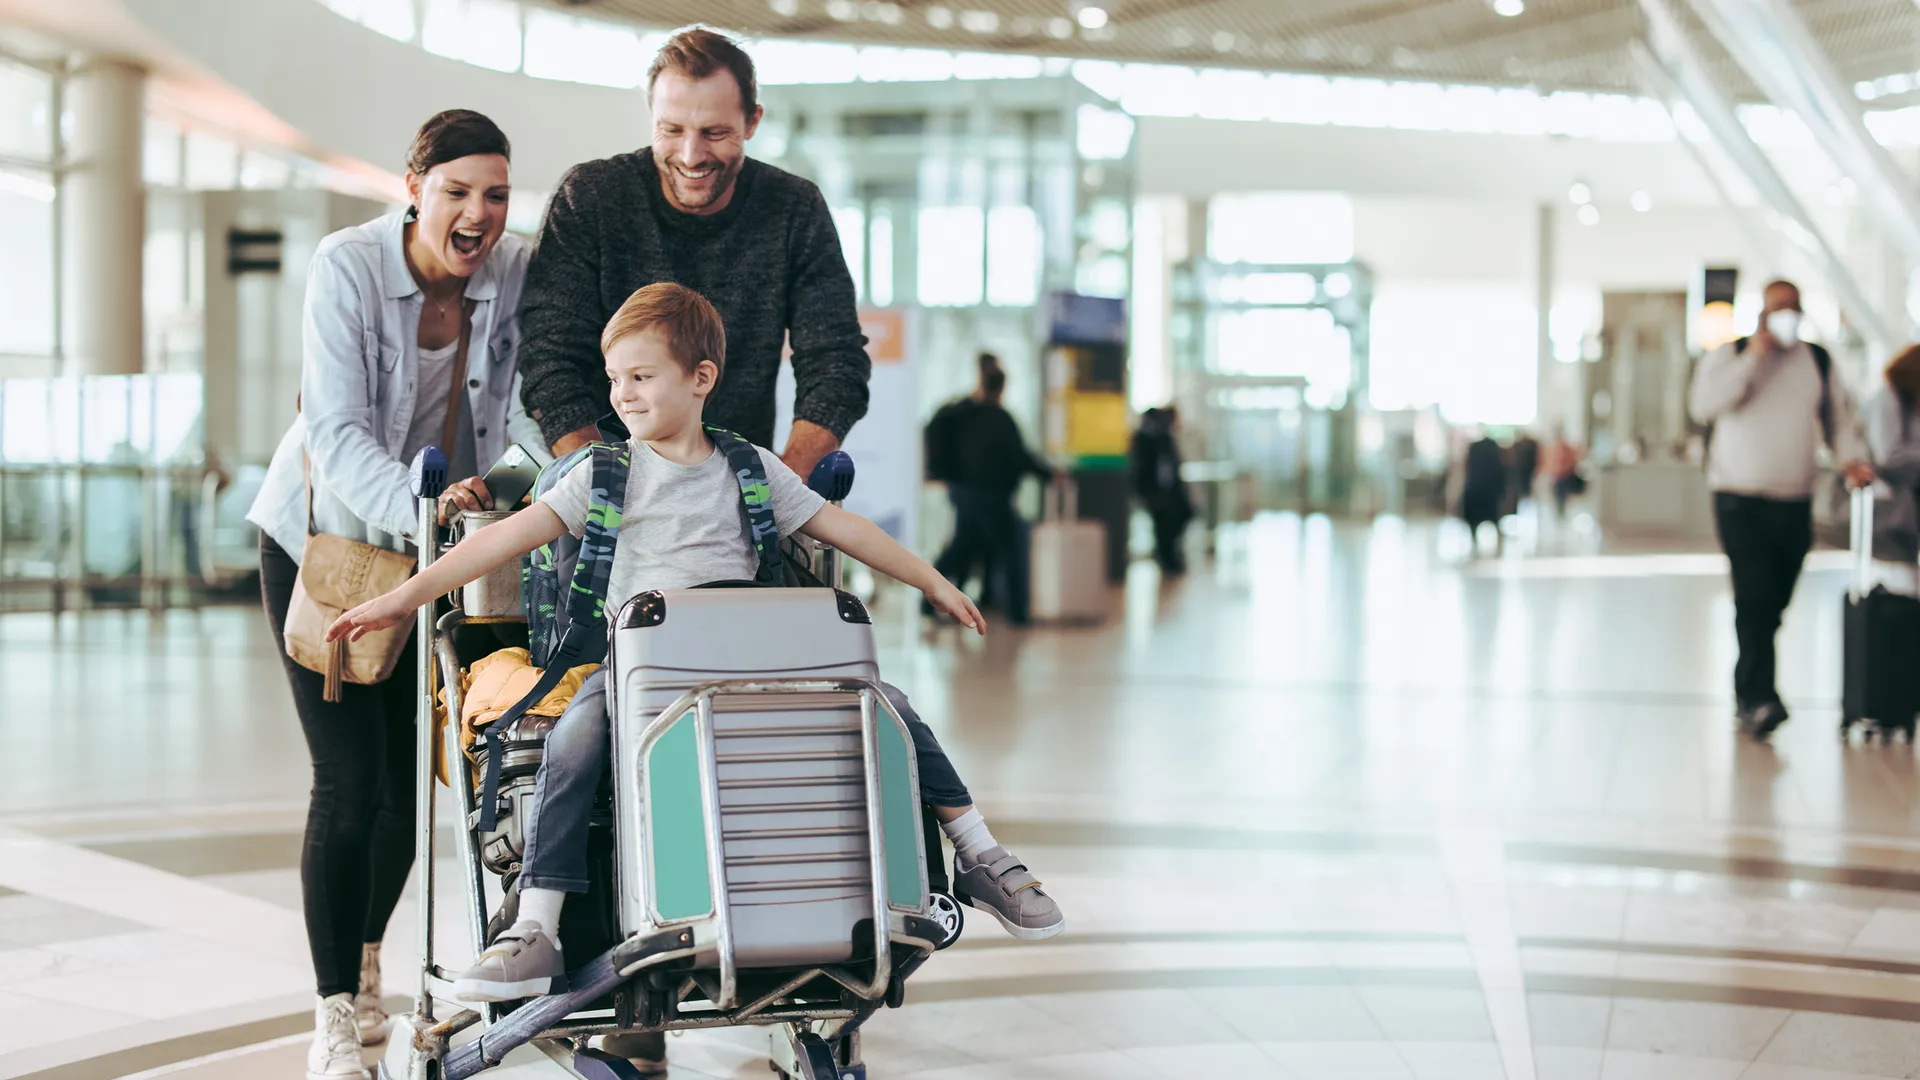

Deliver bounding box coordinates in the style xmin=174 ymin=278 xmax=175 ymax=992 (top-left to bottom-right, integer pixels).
xmin=608 ymin=586 xmax=886 ymax=967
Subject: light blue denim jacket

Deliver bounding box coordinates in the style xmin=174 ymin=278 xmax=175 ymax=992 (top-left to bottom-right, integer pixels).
xmin=248 ymin=211 xmax=547 ymax=564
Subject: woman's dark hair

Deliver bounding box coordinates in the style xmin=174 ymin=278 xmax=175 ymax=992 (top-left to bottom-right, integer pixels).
xmin=404 ymin=109 xmax=511 ymax=178
xmin=1887 ymin=343 xmax=1920 ymax=410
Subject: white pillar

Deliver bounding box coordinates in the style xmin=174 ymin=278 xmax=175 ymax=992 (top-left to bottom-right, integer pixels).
xmin=1535 ymin=202 xmax=1556 ymax=431
xmin=60 ymin=55 xmax=145 ymax=377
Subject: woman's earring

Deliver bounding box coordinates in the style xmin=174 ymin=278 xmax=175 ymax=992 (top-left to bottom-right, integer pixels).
xmin=405 ymin=205 xmax=419 ymax=223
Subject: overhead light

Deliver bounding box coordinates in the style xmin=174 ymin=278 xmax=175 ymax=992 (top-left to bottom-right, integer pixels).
xmin=926 ymin=5 xmax=953 ymax=28
xmin=1047 ymin=16 xmax=1073 ymax=38
xmin=1630 ymin=190 xmax=1652 ymax=212
xmin=1323 ymin=271 xmax=1353 ymax=299
xmin=1577 ymin=204 xmax=1600 ymax=226
xmin=1568 ymin=181 xmax=1592 ymax=205
xmin=769 ymin=0 xmax=799 ymax=14
xmin=1493 ymin=0 xmax=1524 ymax=14
xmin=1075 ymin=5 xmax=1108 ymax=30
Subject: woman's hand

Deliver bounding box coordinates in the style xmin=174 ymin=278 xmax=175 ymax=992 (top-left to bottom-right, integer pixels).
xmin=437 ymin=476 xmax=494 ymax=526
xmin=922 ymin=579 xmax=986 ymax=636
xmin=326 ymin=591 xmax=418 ymax=643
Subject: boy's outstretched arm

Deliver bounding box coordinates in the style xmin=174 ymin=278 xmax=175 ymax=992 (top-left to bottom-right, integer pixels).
xmin=798 ymin=504 xmax=985 ymax=634
xmin=327 ymin=504 xmax=571 ymax=642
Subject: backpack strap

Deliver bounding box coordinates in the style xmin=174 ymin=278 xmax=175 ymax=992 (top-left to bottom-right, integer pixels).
xmin=704 ymin=424 xmax=783 ymax=586
xmin=520 ymin=446 xmax=592 ymax=663
xmin=1810 ymin=342 xmax=1834 ymax=447
xmin=478 ymin=442 xmax=629 ymax=832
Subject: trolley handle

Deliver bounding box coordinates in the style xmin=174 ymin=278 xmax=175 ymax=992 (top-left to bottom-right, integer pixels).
xmin=1851 ymin=482 xmax=1875 ymax=598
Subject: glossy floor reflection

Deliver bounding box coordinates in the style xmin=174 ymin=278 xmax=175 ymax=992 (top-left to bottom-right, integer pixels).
xmin=7 ymin=513 xmax=1920 ymax=1080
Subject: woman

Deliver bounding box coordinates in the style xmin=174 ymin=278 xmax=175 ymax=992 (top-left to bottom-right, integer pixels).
xmin=1866 ymin=344 xmax=1920 ymax=589
xmin=247 ymin=110 xmax=542 ymax=1080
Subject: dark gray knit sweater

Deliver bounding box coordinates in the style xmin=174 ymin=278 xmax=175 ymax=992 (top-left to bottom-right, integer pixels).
xmin=517 ymin=152 xmax=869 ymax=449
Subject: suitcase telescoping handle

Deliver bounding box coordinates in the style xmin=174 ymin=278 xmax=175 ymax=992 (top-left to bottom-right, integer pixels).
xmin=1851 ymin=482 xmax=1875 ymax=598
xmin=1046 ymin=475 xmax=1077 ymax=523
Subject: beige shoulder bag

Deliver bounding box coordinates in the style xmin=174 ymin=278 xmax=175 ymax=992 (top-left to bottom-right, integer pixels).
xmin=285 ymin=301 xmax=474 ymax=702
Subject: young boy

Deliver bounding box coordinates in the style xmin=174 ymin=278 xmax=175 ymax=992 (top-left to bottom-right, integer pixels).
xmin=328 ymin=283 xmax=1063 ymax=1005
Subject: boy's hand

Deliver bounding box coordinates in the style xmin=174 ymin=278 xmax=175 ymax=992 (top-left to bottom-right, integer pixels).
xmin=326 ymin=592 xmax=417 ymax=643
xmin=924 ymin=580 xmax=986 ymax=635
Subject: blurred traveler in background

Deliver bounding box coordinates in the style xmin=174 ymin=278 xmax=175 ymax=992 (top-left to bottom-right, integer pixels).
xmin=1509 ymin=430 xmax=1540 ymax=515
xmin=1542 ymin=427 xmax=1586 ymax=521
xmin=1131 ymin=406 xmax=1194 ymax=575
xmin=1865 ymin=343 xmax=1920 ymax=590
xmin=1689 ymin=278 xmax=1873 ymax=739
xmin=925 ymin=353 xmax=1053 ymax=625
xmin=1457 ymin=427 xmax=1508 ymax=557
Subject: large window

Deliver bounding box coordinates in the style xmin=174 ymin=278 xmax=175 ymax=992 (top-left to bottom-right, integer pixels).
xmin=1209 ymin=193 xmax=1355 ymax=265
xmin=0 ymin=55 xmax=55 ymax=366
xmin=422 ymin=0 xmax=523 ymax=73
xmin=1370 ymin=281 xmax=1538 ymax=425
xmin=522 ymin=9 xmax=644 ymax=88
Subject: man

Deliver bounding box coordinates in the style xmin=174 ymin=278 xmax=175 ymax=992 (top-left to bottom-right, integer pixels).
xmin=1689 ymin=279 xmax=1874 ymax=739
xmin=926 ymin=353 xmax=1053 ymax=624
xmin=1129 ymin=406 xmax=1193 ymax=575
xmin=517 ymin=27 xmax=868 ymax=479
xmin=510 ymin=28 xmax=867 ymax=1072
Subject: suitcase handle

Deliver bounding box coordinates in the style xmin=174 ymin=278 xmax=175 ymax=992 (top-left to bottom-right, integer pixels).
xmin=1046 ymin=477 xmax=1078 ymax=523
xmin=1852 ymin=482 xmax=1875 ymax=597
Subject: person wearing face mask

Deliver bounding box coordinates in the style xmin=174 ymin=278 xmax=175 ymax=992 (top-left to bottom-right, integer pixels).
xmin=515 ymin=26 xmax=868 ymax=480
xmin=246 ymin=110 xmax=545 ymax=1080
xmin=1689 ymin=279 xmax=1875 ymax=740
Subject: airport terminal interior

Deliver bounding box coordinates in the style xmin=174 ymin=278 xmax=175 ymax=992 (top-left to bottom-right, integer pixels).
xmin=15 ymin=1 xmax=1920 ymax=1078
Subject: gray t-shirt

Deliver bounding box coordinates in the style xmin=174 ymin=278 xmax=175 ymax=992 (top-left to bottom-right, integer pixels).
xmin=539 ymin=438 xmax=826 ymax=609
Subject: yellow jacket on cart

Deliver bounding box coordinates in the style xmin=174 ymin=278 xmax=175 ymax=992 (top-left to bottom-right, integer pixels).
xmin=433 ymin=647 xmax=600 ymax=785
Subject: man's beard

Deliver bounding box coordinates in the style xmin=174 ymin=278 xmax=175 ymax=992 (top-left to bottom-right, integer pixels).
xmin=659 ymin=153 xmax=742 ymax=212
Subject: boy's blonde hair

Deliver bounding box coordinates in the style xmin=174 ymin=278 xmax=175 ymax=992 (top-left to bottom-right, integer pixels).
xmin=600 ymin=282 xmax=726 ymax=382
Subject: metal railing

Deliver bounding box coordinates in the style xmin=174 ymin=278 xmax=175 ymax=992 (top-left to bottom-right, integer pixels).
xmin=0 ymin=461 xmax=260 ymax=612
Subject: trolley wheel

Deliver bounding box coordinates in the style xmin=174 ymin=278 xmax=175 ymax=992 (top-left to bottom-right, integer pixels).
xmin=928 ymin=892 xmax=964 ymax=950
xmin=775 ymin=1033 xmax=840 ymax=1080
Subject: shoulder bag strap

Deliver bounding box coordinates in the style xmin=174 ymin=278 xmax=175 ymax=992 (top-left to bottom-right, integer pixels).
xmin=439 ymin=298 xmax=478 ymax=458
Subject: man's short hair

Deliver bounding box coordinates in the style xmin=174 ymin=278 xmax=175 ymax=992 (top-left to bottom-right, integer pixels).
xmin=601 ymin=283 xmax=727 ymax=383
xmin=648 ymin=27 xmax=759 ymax=118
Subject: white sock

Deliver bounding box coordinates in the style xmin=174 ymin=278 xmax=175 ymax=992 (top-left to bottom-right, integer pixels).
xmin=517 ymin=887 xmax=565 ymax=937
xmin=940 ymin=808 xmax=998 ymax=867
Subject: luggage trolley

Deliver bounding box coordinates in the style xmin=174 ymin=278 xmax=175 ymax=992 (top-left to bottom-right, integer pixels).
xmin=388 ymin=447 xmax=963 ymax=1080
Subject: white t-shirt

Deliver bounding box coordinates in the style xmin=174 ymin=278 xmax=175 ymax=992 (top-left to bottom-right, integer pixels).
xmin=539 ymin=438 xmax=826 ymax=610
xmin=402 ymin=338 xmax=476 ymax=480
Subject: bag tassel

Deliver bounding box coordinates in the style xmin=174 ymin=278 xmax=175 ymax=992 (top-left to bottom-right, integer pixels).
xmin=324 ymin=637 xmax=345 ymax=703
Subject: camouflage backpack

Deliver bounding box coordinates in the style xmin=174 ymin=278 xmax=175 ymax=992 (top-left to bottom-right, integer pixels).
xmin=473 ymin=426 xmax=781 ymax=831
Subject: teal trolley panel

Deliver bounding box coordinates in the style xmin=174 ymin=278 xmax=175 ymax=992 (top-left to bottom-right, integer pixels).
xmin=876 ymin=713 xmax=923 ymax=908
xmin=647 ymin=713 xmax=713 ymax=921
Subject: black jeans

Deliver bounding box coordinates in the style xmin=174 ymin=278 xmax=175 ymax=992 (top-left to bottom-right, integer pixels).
xmin=261 ymin=536 xmax=418 ymax=998
xmin=934 ymin=486 xmax=1029 ymax=623
xmin=1712 ymin=493 xmax=1813 ymax=711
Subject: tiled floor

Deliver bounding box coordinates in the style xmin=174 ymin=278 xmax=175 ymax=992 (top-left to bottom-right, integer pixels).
xmin=9 ymin=513 xmax=1920 ymax=1080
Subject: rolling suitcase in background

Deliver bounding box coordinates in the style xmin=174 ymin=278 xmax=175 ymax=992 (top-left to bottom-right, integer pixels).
xmin=1030 ymin=478 xmax=1108 ymax=624
xmin=1841 ymin=485 xmax=1920 ymax=743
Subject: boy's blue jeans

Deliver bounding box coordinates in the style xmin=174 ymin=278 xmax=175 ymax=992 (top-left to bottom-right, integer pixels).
xmin=518 ymin=668 xmax=972 ymax=894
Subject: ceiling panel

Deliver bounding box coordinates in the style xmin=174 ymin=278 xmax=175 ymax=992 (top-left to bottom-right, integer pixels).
xmin=542 ymin=0 xmax=1920 ymax=98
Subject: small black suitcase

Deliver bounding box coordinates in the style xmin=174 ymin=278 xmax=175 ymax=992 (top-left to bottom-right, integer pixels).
xmin=1840 ymin=487 xmax=1920 ymax=742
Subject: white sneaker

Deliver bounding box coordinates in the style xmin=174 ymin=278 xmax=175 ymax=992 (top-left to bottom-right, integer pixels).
xmin=356 ymin=943 xmax=389 ymax=1045
xmin=308 ymin=993 xmax=369 ymax=1080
